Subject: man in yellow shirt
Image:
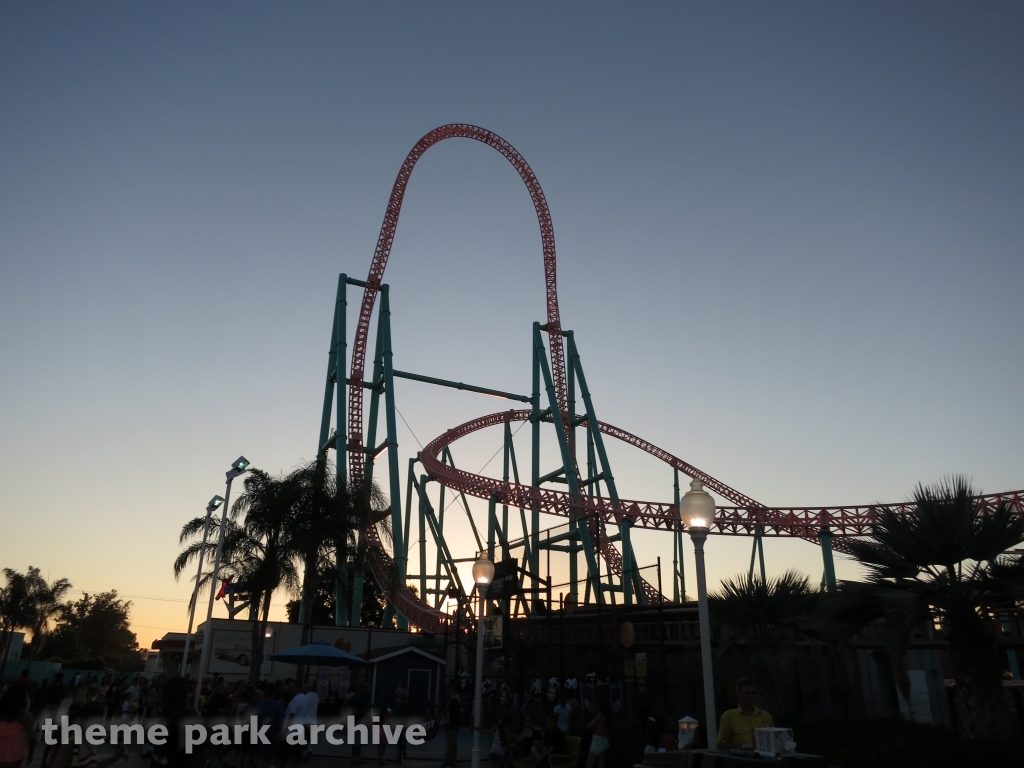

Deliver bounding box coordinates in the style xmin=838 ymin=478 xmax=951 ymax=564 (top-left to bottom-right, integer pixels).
xmin=717 ymin=678 xmax=774 ymax=750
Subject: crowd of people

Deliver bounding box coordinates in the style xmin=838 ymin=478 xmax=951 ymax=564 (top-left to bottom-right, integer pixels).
xmin=1 ymin=669 xmax=775 ymax=768
xmin=0 ymin=670 xmax=386 ymax=768
xmin=435 ymin=688 xmax=608 ymax=768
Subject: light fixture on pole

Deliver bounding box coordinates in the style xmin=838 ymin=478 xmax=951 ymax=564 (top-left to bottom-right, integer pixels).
xmin=194 ymin=456 xmax=250 ymax=710
xmin=680 ymin=478 xmax=718 ymax=749
xmin=180 ymin=495 xmax=224 ymax=676
xmin=470 ymin=552 xmax=495 ymax=768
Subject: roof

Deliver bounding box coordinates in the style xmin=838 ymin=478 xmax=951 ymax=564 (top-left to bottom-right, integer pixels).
xmin=361 ymin=645 xmax=446 ymax=666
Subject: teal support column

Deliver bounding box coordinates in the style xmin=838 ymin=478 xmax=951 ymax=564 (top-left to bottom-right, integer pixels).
xmin=379 ymin=286 xmax=407 ymax=630
xmin=363 ymin=318 xmax=385 ymax=483
xmin=530 ymin=323 xmax=542 ymax=602
xmin=487 ymin=495 xmax=497 ymax=560
xmin=819 ymin=527 xmax=837 ymax=592
xmin=404 ymin=458 xmax=416 ymax=596
xmin=419 ymin=469 xmax=427 ymax=604
xmin=335 ymin=275 xmax=349 ymax=625
xmin=335 ymin=275 xmax=348 ymax=489
xmin=673 ymin=468 xmax=684 ymax=602
xmin=568 ymin=334 xmax=640 ymax=604
xmin=748 ymin=528 xmax=766 ymax=583
xmin=436 ymin=466 xmax=446 ymax=608
xmin=535 ymin=326 xmax=601 ymax=599
xmin=416 ymin=475 xmax=467 ymax=598
xmin=502 ymin=420 xmax=512 ymax=562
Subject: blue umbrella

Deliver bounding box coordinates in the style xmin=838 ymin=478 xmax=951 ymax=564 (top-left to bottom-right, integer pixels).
xmin=268 ymin=642 xmax=368 ymax=666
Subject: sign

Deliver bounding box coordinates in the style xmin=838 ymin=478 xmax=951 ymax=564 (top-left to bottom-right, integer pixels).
xmin=635 ymin=652 xmax=648 ymax=678
xmin=484 ymin=615 xmax=504 ymax=649
xmin=487 ymin=558 xmax=519 ymax=599
xmin=317 ymin=667 xmax=330 ymax=700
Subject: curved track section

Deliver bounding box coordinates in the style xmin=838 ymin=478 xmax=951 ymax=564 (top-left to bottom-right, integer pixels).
xmin=349 ymin=126 xmax=567 ymax=634
xmin=420 ymin=410 xmax=1024 ymax=555
xmin=348 ymin=124 xmax=566 ymax=483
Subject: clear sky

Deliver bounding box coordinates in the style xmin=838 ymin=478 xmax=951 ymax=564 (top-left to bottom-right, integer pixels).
xmin=2 ymin=3 xmax=1022 ymax=647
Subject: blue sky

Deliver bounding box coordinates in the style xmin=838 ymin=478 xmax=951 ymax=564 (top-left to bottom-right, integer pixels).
xmin=1 ymin=2 xmax=1021 ymax=639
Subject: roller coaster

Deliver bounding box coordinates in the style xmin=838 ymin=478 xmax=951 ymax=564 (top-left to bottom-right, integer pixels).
xmin=307 ymin=125 xmax=1024 ymax=635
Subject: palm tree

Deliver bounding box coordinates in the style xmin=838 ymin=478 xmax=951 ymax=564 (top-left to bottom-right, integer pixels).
xmin=709 ymin=570 xmax=822 ymax=717
xmin=174 ymin=467 xmax=301 ymax=685
xmin=287 ymin=460 xmax=389 ymax=639
xmin=829 ymin=475 xmax=1024 ymax=740
xmin=22 ymin=567 xmax=73 ymax=659
xmin=229 ymin=467 xmax=302 ymax=684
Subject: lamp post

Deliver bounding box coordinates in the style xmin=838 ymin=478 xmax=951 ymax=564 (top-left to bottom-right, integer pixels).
xmin=194 ymin=456 xmax=250 ymax=711
xmin=180 ymin=495 xmax=225 ymax=676
xmin=680 ymin=479 xmax=717 ymax=749
xmin=470 ymin=553 xmax=495 ymax=768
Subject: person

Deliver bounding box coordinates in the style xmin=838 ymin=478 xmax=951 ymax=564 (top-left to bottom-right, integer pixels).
xmin=346 ymin=682 xmax=370 ymax=765
xmin=552 ymin=694 xmax=571 ymax=735
xmin=255 ymin=685 xmax=286 ymax=768
xmin=440 ymin=687 xmax=461 ymax=768
xmin=0 ymin=685 xmax=35 ymax=768
xmin=284 ymin=683 xmax=318 ymax=765
xmin=159 ymin=677 xmax=203 ymax=768
xmin=508 ymin=716 xmax=539 ymax=760
xmin=40 ymin=674 xmax=68 ymax=768
xmin=530 ymin=716 xmax=566 ymax=768
xmin=716 ymin=678 xmax=773 ymax=751
xmin=585 ymin=709 xmax=608 ymax=768
xmin=44 ymin=702 xmax=125 ymax=768
xmin=479 ymin=716 xmax=510 ymax=768
xmin=394 ymin=681 xmax=408 ymax=716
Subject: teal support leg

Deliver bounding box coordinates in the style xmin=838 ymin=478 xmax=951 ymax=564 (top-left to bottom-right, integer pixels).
xmin=568 ymin=334 xmax=641 ymax=603
xmin=487 ymin=495 xmax=497 ymax=560
xmin=335 ymin=275 xmax=349 ymax=624
xmin=436 ymin=471 xmax=446 ymax=608
xmin=819 ymin=527 xmax=837 ymax=592
xmin=535 ymin=326 xmax=601 ymax=599
xmin=531 ymin=323 xmax=542 ymax=603
xmin=379 ymin=286 xmax=406 ymax=629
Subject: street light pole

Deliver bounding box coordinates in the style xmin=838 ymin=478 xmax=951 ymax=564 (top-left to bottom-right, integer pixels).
xmin=680 ymin=479 xmax=718 ymax=749
xmin=470 ymin=553 xmax=495 ymax=768
xmin=180 ymin=495 xmax=224 ymax=676
xmin=194 ymin=456 xmax=249 ymax=711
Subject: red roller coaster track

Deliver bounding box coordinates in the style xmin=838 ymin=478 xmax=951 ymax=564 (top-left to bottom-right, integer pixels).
xmin=347 ymin=124 xmax=566 ymax=484
xmin=347 ymin=126 xmax=1024 ymax=634
xmin=418 ymin=410 xmax=1024 ymax=555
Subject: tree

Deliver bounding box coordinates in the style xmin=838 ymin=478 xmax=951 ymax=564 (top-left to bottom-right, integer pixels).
xmin=709 ymin=570 xmax=822 ymax=717
xmin=40 ymin=591 xmax=144 ymax=669
xmin=287 ymin=460 xmax=390 ymax=640
xmin=0 ymin=569 xmax=35 ymax=678
xmin=285 ymin=554 xmax=390 ymax=628
xmin=174 ymin=467 xmax=302 ymax=685
xmin=227 ymin=467 xmax=302 ymax=684
xmin=827 ymin=476 xmax=1024 ymax=740
xmin=23 ymin=568 xmax=73 ymax=659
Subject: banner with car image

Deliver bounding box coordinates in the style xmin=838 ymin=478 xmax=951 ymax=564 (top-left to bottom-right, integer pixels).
xmin=209 ymin=628 xmax=274 ymax=675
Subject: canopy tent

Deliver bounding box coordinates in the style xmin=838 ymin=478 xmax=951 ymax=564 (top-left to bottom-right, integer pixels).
xmin=268 ymin=642 xmax=368 ymax=666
